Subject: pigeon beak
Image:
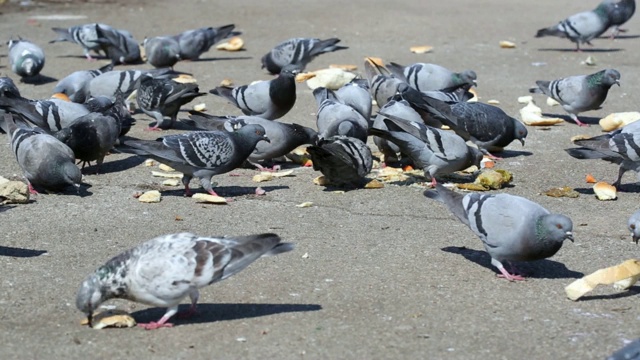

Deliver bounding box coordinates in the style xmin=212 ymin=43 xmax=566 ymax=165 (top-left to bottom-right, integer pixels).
xmin=262 ymin=135 xmax=271 ymax=143
xmin=87 ymin=311 xmax=93 ymax=328
xmin=472 ymin=80 xmax=477 ymax=87
xmin=632 ymin=233 xmax=639 ymax=244
xmin=565 ymin=231 xmax=574 ymax=242
xmin=616 ymin=79 xmax=621 ymax=86
xmin=519 ymin=139 xmax=525 ymax=146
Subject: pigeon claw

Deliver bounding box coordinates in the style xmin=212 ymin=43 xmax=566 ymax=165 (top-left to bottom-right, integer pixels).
xmin=137 ymin=321 xmax=174 ymax=330
xmin=496 ymin=267 xmax=526 ymax=281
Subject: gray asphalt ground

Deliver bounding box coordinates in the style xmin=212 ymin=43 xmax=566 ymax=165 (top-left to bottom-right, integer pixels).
xmin=0 ymin=0 xmax=639 ymax=359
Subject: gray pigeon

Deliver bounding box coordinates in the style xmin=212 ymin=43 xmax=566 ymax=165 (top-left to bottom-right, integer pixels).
xmin=306 ymin=135 xmax=373 ymax=187
xmin=335 ymin=80 xmax=372 ymax=121
xmin=261 ymin=37 xmax=348 ymax=74
xmin=602 ymin=0 xmax=636 ymax=37
xmin=369 ymin=114 xmax=483 ymax=186
xmin=0 ymin=77 xmax=21 ymax=98
xmin=173 ymin=24 xmax=236 ymax=60
xmin=4 ymin=114 xmax=82 ymax=194
xmin=8 ymin=39 xmax=45 ymax=78
xmin=209 ymin=67 xmax=297 ymax=120
xmin=313 ymin=87 xmax=369 ymax=142
xmin=371 ymin=99 xmax=423 ymax=165
xmin=364 ymin=59 xmax=405 ymax=108
xmin=76 ymin=232 xmax=293 ymax=330
xmin=607 ymin=339 xmax=640 ymax=360
xmin=529 ymin=69 xmax=621 ymax=126
xmin=50 ymin=23 xmax=120 ymax=60
xmin=565 ymin=119 xmax=640 ymax=188
xmin=53 ymin=63 xmax=113 ymax=103
xmin=446 ymin=101 xmax=528 ymax=159
xmin=88 ymin=69 xmax=167 ymax=110
xmin=628 ymin=209 xmax=640 ymax=244
xmin=387 ymin=62 xmax=477 ymax=92
xmin=143 ymin=36 xmax=182 ymax=68
xmin=424 ymin=184 xmax=574 ymax=281
xmin=136 ymin=74 xmax=206 ymax=130
xmin=115 ymin=124 xmax=270 ymax=196
xmin=94 ymin=24 xmax=141 ymax=65
xmin=535 ymin=3 xmax=611 ymax=51
xmin=184 ymin=111 xmax=317 ymax=169
xmin=0 ymin=96 xmax=96 ymax=132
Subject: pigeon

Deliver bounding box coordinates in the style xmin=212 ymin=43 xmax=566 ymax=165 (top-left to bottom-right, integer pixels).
xmin=602 ymin=0 xmax=636 ymax=37
xmin=143 ymin=36 xmax=182 ymax=68
xmin=94 ymin=24 xmax=141 ymax=65
xmin=371 ymin=99 xmax=424 ymax=165
xmin=173 ymin=24 xmax=236 ymax=60
xmin=529 ymin=69 xmax=621 ymax=127
xmin=607 ymin=338 xmax=640 ymax=360
xmin=565 ymin=120 xmax=640 ymax=188
xmin=4 ymin=114 xmax=82 ymax=194
xmin=394 ymin=83 xmax=463 ymax=129
xmin=209 ymin=67 xmax=297 ymax=120
xmin=424 ymin=184 xmax=574 ymax=281
xmin=50 ymin=23 xmax=120 ymax=60
xmin=0 ymin=77 xmax=21 ymax=98
xmin=387 ymin=62 xmax=477 ymax=92
xmin=115 ymin=124 xmax=270 ymax=196
xmin=76 ymin=232 xmax=293 ymax=330
xmin=313 ymin=87 xmax=369 ymax=142
xmin=261 ymin=37 xmax=348 ymax=74
xmin=306 ymin=135 xmax=373 ymax=187
xmin=53 ymin=63 xmax=113 ymax=103
xmin=0 ymin=96 xmax=98 ymax=132
xmin=369 ymin=114 xmax=483 ymax=186
xmin=8 ymin=39 xmax=45 ymax=78
xmin=628 ymin=209 xmax=640 ymax=244
xmin=535 ymin=3 xmax=611 ymax=51
xmin=446 ymin=101 xmax=528 ymax=159
xmin=335 ymin=80 xmax=372 ymax=121
xmin=136 ymin=74 xmax=206 ymax=130
xmin=364 ymin=59 xmax=405 ymax=108
xmin=184 ymin=111 xmax=317 ymax=169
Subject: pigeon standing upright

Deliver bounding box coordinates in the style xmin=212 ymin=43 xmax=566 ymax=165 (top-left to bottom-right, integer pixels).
xmin=53 ymin=63 xmax=113 ymax=103
xmin=4 ymin=114 xmax=82 ymax=194
xmin=115 ymin=124 xmax=270 ymax=196
xmin=535 ymin=3 xmax=611 ymax=50
xmin=76 ymin=232 xmax=293 ymax=330
xmin=529 ymin=69 xmax=620 ymax=126
xmin=261 ymin=37 xmax=348 ymax=74
xmin=136 ymin=74 xmax=206 ymax=130
xmin=386 ymin=62 xmax=477 ymax=92
xmin=8 ymin=39 xmax=45 ymax=78
xmin=602 ymin=0 xmax=636 ymax=37
xmin=209 ymin=67 xmax=297 ymax=120
xmin=173 ymin=24 xmax=236 ymax=60
xmin=565 ymin=120 xmax=640 ymax=188
xmin=424 ymin=184 xmax=574 ymax=281
xmin=143 ymin=36 xmax=182 ymax=68
xmin=306 ymin=135 xmax=373 ymax=187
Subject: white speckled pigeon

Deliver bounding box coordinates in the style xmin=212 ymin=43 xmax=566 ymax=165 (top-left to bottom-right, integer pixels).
xmin=4 ymin=114 xmax=81 ymax=194
xmin=115 ymin=124 xmax=269 ymax=196
xmin=369 ymin=113 xmax=483 ymax=186
xmin=209 ymin=67 xmax=297 ymax=120
xmin=530 ymin=69 xmax=620 ymax=126
xmin=535 ymin=3 xmax=611 ymax=51
xmin=261 ymin=37 xmax=347 ymax=74
xmin=143 ymin=36 xmax=182 ymax=68
xmin=173 ymin=24 xmax=236 ymax=60
xmin=565 ymin=119 xmax=640 ymax=188
xmin=313 ymin=87 xmax=369 ymax=142
xmin=53 ymin=63 xmax=113 ymax=103
xmin=8 ymin=39 xmax=45 ymax=78
xmin=387 ymin=62 xmax=477 ymax=92
xmin=602 ymin=0 xmax=636 ymax=37
xmin=424 ymin=184 xmax=574 ymax=281
xmin=306 ymin=135 xmax=373 ymax=187
xmin=76 ymin=232 xmax=293 ymax=330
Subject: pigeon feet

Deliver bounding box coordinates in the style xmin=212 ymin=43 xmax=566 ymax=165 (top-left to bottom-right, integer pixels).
xmin=27 ymin=183 xmax=38 ymax=195
xmin=145 ymin=126 xmax=163 ymax=132
xmin=496 ymin=267 xmax=526 ymax=281
xmin=137 ymin=321 xmax=174 ymax=330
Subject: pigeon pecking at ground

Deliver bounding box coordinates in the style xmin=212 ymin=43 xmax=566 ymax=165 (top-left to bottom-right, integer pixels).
xmin=306 ymin=135 xmax=373 ymax=187
xmin=8 ymin=38 xmax=45 ymax=79
xmin=115 ymin=124 xmax=270 ymax=197
xmin=601 ymin=0 xmax=636 ymax=38
xmin=76 ymin=232 xmax=293 ymax=330
xmin=209 ymin=66 xmax=297 ymax=120
xmin=4 ymin=114 xmax=82 ymax=194
xmin=424 ymin=184 xmax=574 ymax=281
xmin=313 ymin=87 xmax=369 ymax=143
xmin=136 ymin=74 xmax=206 ymax=130
xmin=364 ymin=59 xmax=405 ymax=109
xmin=334 ymin=80 xmax=372 ymax=121
xmin=93 ymin=24 xmax=141 ymax=65
xmin=386 ymin=62 xmax=477 ymax=92
xmin=143 ymin=36 xmax=182 ymax=68
xmin=261 ymin=37 xmax=348 ymax=74
xmin=535 ymin=2 xmax=611 ymax=51
xmin=529 ymin=69 xmax=621 ymax=127
xmin=50 ymin=23 xmax=127 ymax=61
xmin=565 ymin=119 xmax=640 ymax=189
xmin=53 ymin=63 xmax=113 ymax=103
xmin=371 ymin=99 xmax=423 ymax=166
xmin=369 ymin=113 xmax=483 ymax=186
xmin=173 ymin=24 xmax=237 ymax=60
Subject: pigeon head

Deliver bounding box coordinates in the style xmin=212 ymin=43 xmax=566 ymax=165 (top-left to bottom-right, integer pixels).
xmin=292 ymin=124 xmax=318 ymax=144
xmin=237 ymin=124 xmax=270 ymax=143
xmin=469 ymin=146 xmax=484 ymax=168
xmin=61 ymin=162 xmax=83 ymax=190
xmin=514 ymin=120 xmax=528 ymax=146
xmin=457 ymin=70 xmax=477 ymax=87
xmin=76 ymin=273 xmax=105 ymax=327
xmin=280 ymin=64 xmax=301 ymax=76
xmin=628 ymin=213 xmax=640 ymax=244
xmin=603 ymin=69 xmax=621 ymax=87
xmin=537 ymin=214 xmax=574 ymax=244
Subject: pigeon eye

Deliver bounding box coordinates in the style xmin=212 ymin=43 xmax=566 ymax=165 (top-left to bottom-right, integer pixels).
xmin=555 ymin=224 xmax=563 ymax=229
xmin=631 ymin=224 xmax=636 ymax=230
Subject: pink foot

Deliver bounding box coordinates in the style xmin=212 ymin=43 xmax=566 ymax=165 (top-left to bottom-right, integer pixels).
xmin=497 ymin=267 xmax=526 ymax=281
xmin=208 ymin=189 xmax=234 ymax=202
xmin=255 ymin=187 xmax=266 ymax=195
xmin=575 ymin=121 xmax=589 ymax=127
xmin=429 ymin=178 xmax=437 ymax=187
xmin=145 ymin=126 xmax=163 ymax=131
xmin=28 ymin=183 xmax=38 ymax=195
xmin=137 ymin=321 xmax=174 ymax=330
xmin=486 ymin=153 xmax=503 ymax=160
xmin=255 ymin=164 xmax=281 ymax=172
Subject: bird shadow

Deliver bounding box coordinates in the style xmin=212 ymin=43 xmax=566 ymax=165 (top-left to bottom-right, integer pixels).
xmin=0 ymin=205 xmax=14 ymax=213
xmin=537 ymin=48 xmax=624 ymax=53
xmin=494 ymin=149 xmax=533 ymax=158
xmin=597 ymin=34 xmax=640 ymax=40
xmin=574 ymin=182 xmax=640 ymax=194
xmin=575 ymin=286 xmax=640 ymax=301
xmin=159 ymin=185 xmax=290 ymax=198
xmin=190 ymin=55 xmax=252 ymax=62
xmin=19 ymin=74 xmax=58 ymax=85
xmin=132 ymin=302 xmax=322 ymax=326
xmin=541 ymin=113 xmax=601 ymax=126
xmin=0 ymin=245 xmax=47 ymax=258
xmin=441 ymin=246 xmax=584 ymax=279
xmin=84 ymin=155 xmax=146 ymax=175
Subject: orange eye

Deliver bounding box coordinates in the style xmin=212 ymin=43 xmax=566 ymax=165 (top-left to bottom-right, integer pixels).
xmin=631 ymin=224 xmax=636 ymax=230
xmin=556 ymin=224 xmax=563 ymax=229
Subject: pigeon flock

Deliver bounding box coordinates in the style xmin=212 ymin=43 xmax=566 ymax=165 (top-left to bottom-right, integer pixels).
xmin=0 ymin=0 xmax=638 ymax=356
